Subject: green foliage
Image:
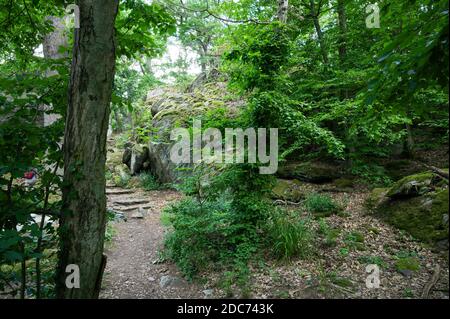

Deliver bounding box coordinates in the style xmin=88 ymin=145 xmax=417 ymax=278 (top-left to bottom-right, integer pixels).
xmin=114 ymin=173 xmax=131 ymax=188
xmin=351 ymin=160 xmax=392 ymax=186
xmin=305 ymin=193 xmax=341 ymax=217
xmin=138 ymin=172 xmax=160 ymax=191
xmin=343 ymin=231 xmax=365 ymax=251
xmin=395 ymin=257 xmax=421 ymax=273
xmin=163 ymin=196 xmax=250 ymax=279
xmin=105 ymin=210 xmax=118 ymax=243
xmin=116 ymin=0 xmax=176 ymax=59
xmin=266 ymin=210 xmax=314 ymax=260
xmin=317 ymin=218 xmax=340 ymax=248
xmin=358 ymin=255 xmax=387 ymax=269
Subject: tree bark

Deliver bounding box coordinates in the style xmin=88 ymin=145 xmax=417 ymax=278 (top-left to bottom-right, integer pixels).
xmin=56 ymin=0 xmax=119 ymax=299
xmin=337 ymin=0 xmax=347 ymax=66
xmin=309 ymin=0 xmax=328 ymax=64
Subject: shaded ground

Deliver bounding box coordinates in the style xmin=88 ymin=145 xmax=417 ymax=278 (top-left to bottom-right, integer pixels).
xmin=245 ymin=184 xmax=449 ymax=299
xmin=100 ymin=183 xmax=449 ymax=299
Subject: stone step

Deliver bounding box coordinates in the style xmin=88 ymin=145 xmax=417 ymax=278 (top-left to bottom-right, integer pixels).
xmin=109 ymin=204 xmax=152 ymax=212
xmin=113 ymin=199 xmax=150 ymax=206
xmin=106 ymin=189 xmax=135 ymax=195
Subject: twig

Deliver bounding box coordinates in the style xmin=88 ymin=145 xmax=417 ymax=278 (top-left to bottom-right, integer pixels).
xmin=319 ymin=187 xmax=350 ymax=193
xmin=273 ymin=199 xmax=303 ymax=206
xmin=422 ymin=265 xmax=441 ymax=298
xmin=414 ymin=161 xmax=449 ymax=182
xmin=170 ymin=0 xmax=270 ymax=24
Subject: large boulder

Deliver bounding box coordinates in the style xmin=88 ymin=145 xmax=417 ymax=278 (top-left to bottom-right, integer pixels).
xmin=142 ymin=81 xmax=243 ymax=183
xmin=277 ymin=161 xmax=343 ymax=183
xmin=130 ymin=144 xmax=150 ymax=175
xmin=122 ymin=144 xmax=150 ymax=175
xmin=366 ymin=170 xmax=449 ymax=248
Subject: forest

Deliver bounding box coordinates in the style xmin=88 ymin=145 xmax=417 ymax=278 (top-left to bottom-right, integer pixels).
xmin=0 ymin=0 xmax=449 ymax=300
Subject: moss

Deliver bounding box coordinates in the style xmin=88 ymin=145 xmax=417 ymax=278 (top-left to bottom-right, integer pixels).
xmin=395 ymin=257 xmax=421 ymax=272
xmin=365 ymin=188 xmax=389 ymax=210
xmin=333 ymin=178 xmax=355 ymax=189
xmin=378 ymin=188 xmax=449 ymax=243
xmin=386 ymin=171 xmax=434 ymax=198
xmin=272 ymin=179 xmax=303 ymax=202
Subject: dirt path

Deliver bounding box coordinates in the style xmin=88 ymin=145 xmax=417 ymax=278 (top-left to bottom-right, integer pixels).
xmin=100 ymin=187 xmax=206 ymax=299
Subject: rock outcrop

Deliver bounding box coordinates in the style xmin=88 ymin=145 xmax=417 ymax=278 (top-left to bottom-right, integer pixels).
xmin=122 ymin=144 xmax=150 ymax=175
xmin=366 ymin=170 xmax=449 ymax=249
xmin=277 ymin=161 xmax=343 ymax=183
xmin=142 ymin=81 xmax=244 ymax=183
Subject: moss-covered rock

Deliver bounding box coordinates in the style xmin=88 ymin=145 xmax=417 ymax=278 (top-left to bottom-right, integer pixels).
xmin=386 ymin=172 xmax=434 ymax=199
xmin=333 ymin=177 xmax=356 ymax=189
xmin=277 ymin=161 xmax=342 ymax=183
xmin=272 ymin=179 xmax=304 ymax=202
xmin=106 ymin=149 xmax=124 ymax=173
xmin=141 ymin=81 xmax=244 ymax=183
xmin=368 ymin=187 xmax=449 ymax=245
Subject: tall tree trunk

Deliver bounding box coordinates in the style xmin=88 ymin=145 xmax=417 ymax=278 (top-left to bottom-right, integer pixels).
xmin=56 ymin=0 xmax=119 ymax=299
xmin=277 ymin=0 xmax=289 ymax=23
xmin=310 ymin=0 xmax=328 ymax=64
xmin=337 ymin=0 xmax=347 ymax=66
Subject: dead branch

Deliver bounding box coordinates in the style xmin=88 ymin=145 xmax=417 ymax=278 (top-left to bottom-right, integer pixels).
xmin=422 ymin=265 xmax=441 ymax=298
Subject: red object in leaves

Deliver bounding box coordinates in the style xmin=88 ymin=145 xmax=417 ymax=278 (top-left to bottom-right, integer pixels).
xmin=24 ymin=171 xmax=35 ymax=179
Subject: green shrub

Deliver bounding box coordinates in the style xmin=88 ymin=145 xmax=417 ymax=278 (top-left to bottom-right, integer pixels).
xmin=114 ymin=173 xmax=131 ymax=188
xmin=351 ymin=160 xmax=392 ymax=186
xmin=305 ymin=193 xmax=341 ymax=217
xmin=139 ymin=172 xmax=160 ymax=191
xmin=162 ymin=163 xmax=274 ymax=293
xmin=266 ymin=210 xmax=315 ymax=260
xmin=163 ymin=196 xmax=259 ymax=279
xmin=105 ymin=210 xmax=118 ymax=243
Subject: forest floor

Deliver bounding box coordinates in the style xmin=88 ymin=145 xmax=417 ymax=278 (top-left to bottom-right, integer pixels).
xmin=100 ymin=183 xmax=449 ymax=299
